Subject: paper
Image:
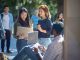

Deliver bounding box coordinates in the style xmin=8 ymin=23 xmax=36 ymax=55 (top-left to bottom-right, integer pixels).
xmin=17 ymin=26 xmax=33 ymax=39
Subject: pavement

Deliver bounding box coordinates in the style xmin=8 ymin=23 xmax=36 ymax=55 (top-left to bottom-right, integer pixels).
xmin=0 ymin=36 xmax=17 ymax=60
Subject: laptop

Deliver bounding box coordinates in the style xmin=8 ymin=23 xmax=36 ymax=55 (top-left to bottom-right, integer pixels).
xmin=27 ymin=31 xmax=38 ymax=45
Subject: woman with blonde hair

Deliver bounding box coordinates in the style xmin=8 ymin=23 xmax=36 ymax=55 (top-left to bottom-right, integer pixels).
xmin=37 ymin=5 xmax=52 ymax=48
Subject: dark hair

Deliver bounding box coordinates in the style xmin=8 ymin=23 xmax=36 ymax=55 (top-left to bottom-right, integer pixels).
xmin=57 ymin=12 xmax=63 ymax=19
xmin=18 ymin=7 xmax=30 ymax=27
xmin=3 ymin=4 xmax=9 ymax=9
xmin=52 ymin=22 xmax=64 ymax=34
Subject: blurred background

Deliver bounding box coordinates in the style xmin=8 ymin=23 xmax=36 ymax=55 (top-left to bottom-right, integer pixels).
xmin=0 ymin=0 xmax=64 ymax=22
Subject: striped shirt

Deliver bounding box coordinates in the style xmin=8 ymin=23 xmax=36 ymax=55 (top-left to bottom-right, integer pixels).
xmin=43 ymin=35 xmax=64 ymax=60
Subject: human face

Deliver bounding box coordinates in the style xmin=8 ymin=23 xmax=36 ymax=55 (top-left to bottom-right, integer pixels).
xmin=20 ymin=11 xmax=27 ymax=21
xmin=59 ymin=13 xmax=63 ymax=19
xmin=52 ymin=29 xmax=58 ymax=37
xmin=38 ymin=8 xmax=46 ymax=19
xmin=4 ymin=7 xmax=9 ymax=13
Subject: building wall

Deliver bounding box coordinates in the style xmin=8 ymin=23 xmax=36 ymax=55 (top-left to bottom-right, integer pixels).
xmin=64 ymin=0 xmax=80 ymax=60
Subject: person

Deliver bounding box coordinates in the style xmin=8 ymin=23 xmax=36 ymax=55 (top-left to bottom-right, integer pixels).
xmin=13 ymin=47 xmax=41 ymax=60
xmin=43 ymin=21 xmax=64 ymax=60
xmin=37 ymin=5 xmax=52 ymax=48
xmin=14 ymin=7 xmax=33 ymax=53
xmin=56 ymin=12 xmax=64 ymax=23
xmin=0 ymin=4 xmax=14 ymax=53
xmin=31 ymin=9 xmax=39 ymax=31
xmin=56 ymin=12 xmax=64 ymax=36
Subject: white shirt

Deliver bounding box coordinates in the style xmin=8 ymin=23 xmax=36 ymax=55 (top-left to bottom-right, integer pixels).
xmin=43 ymin=35 xmax=64 ymax=60
xmin=3 ymin=14 xmax=10 ymax=30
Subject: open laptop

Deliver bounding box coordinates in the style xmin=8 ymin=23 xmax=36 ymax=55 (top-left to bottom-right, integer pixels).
xmin=27 ymin=31 xmax=38 ymax=45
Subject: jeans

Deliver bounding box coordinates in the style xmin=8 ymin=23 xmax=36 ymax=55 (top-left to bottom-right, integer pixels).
xmin=16 ymin=39 xmax=27 ymax=53
xmin=38 ymin=38 xmax=51 ymax=48
xmin=1 ymin=29 xmax=11 ymax=52
xmin=13 ymin=47 xmax=38 ymax=60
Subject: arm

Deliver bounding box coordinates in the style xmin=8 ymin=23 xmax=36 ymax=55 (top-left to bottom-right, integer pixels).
xmin=43 ymin=41 xmax=63 ymax=60
xmin=37 ymin=20 xmax=52 ymax=34
xmin=9 ymin=13 xmax=14 ymax=33
xmin=37 ymin=24 xmax=47 ymax=33
xmin=46 ymin=20 xmax=52 ymax=35
xmin=43 ymin=43 xmax=54 ymax=60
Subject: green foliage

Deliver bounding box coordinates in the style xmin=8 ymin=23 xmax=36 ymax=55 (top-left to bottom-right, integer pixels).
xmin=0 ymin=0 xmax=62 ymax=17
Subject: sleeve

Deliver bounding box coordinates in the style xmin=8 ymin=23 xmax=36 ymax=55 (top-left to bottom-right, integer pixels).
xmin=43 ymin=43 xmax=54 ymax=60
xmin=29 ymin=19 xmax=33 ymax=27
xmin=43 ymin=41 xmax=63 ymax=60
xmin=0 ymin=14 xmax=5 ymax=34
xmin=37 ymin=20 xmax=41 ymax=25
xmin=46 ymin=20 xmax=52 ymax=35
xmin=9 ymin=13 xmax=14 ymax=32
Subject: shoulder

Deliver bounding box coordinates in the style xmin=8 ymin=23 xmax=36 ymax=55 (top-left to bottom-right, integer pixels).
xmin=47 ymin=19 xmax=51 ymax=23
xmin=9 ymin=12 xmax=13 ymax=16
xmin=38 ymin=20 xmax=42 ymax=24
xmin=46 ymin=19 xmax=52 ymax=26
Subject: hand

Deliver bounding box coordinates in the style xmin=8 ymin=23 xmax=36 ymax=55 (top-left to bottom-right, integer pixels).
xmin=37 ymin=25 xmax=42 ymax=31
xmin=38 ymin=25 xmax=46 ymax=33
xmin=38 ymin=46 xmax=46 ymax=52
xmin=16 ymin=32 xmax=24 ymax=38
xmin=33 ymin=47 xmax=38 ymax=53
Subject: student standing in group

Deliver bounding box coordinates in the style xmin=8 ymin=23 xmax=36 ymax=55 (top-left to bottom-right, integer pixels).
xmin=37 ymin=5 xmax=52 ymax=48
xmin=0 ymin=4 xmax=14 ymax=53
xmin=14 ymin=7 xmax=33 ymax=53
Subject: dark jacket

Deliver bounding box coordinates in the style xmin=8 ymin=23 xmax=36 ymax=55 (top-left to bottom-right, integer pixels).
xmin=38 ymin=19 xmax=52 ymax=38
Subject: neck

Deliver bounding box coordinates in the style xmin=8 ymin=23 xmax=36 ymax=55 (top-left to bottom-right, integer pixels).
xmin=4 ymin=12 xmax=8 ymax=15
xmin=42 ymin=16 xmax=47 ymax=20
xmin=22 ymin=19 xmax=26 ymax=21
xmin=54 ymin=34 xmax=60 ymax=37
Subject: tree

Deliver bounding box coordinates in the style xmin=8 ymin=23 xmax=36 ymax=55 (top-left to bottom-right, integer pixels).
xmin=0 ymin=0 xmax=64 ymax=19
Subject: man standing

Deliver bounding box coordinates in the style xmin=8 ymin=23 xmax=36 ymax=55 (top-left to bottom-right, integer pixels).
xmin=0 ymin=4 xmax=14 ymax=53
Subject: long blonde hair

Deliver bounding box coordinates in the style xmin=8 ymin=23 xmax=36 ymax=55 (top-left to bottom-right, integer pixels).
xmin=38 ymin=5 xmax=51 ymax=19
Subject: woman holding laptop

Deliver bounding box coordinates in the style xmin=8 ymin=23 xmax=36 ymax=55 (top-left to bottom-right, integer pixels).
xmin=14 ymin=7 xmax=33 ymax=53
